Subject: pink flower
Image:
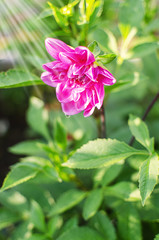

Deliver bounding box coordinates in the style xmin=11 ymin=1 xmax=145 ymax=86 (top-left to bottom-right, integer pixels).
xmin=41 ymin=38 xmax=116 ymax=117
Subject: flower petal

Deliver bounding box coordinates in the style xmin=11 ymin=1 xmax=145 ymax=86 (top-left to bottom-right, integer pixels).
xmin=42 ymin=61 xmax=68 ymax=72
xmin=98 ymin=67 xmax=116 ymax=85
xmin=85 ymin=66 xmax=99 ymax=82
xmin=41 ymin=72 xmax=60 ymax=87
xmin=56 ymin=82 xmax=73 ymax=103
xmin=45 ymin=38 xmax=74 ymax=60
xmin=83 ymin=104 xmax=95 ymax=117
xmin=75 ymin=46 xmax=95 ymax=65
xmin=61 ymin=101 xmax=81 ymax=115
xmin=94 ymin=83 xmax=105 ymax=109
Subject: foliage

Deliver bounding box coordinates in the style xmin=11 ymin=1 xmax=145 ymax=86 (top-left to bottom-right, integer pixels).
xmin=0 ymin=0 xmax=159 ymax=239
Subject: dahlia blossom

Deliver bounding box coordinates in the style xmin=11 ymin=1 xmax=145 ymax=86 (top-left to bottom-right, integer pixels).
xmin=41 ymin=38 xmax=116 ymax=117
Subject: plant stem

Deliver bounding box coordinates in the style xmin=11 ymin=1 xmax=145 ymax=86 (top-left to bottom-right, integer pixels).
xmin=101 ymin=104 xmax=106 ymax=138
xmin=129 ymin=91 xmax=159 ymax=146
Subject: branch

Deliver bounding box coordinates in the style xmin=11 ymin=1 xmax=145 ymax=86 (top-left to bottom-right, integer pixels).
xmin=129 ymin=91 xmax=159 ymax=146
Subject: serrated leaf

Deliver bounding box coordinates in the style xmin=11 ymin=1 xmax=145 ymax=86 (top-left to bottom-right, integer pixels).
xmin=97 ymin=53 xmax=116 ymax=64
xmin=63 ymin=139 xmax=146 ymax=169
xmin=128 ymin=115 xmax=154 ymax=153
xmin=1 ymin=162 xmax=40 ymax=191
xmin=83 ymin=189 xmax=103 ymax=220
xmin=27 ymin=97 xmax=50 ymax=140
xmin=90 ymin=211 xmax=117 ymax=240
xmin=116 ymin=202 xmax=142 ymax=240
xmin=0 ymin=69 xmax=43 ymax=89
xmin=56 ymin=226 xmax=105 ymax=240
xmin=88 ymin=41 xmax=100 ymax=57
xmin=139 ymin=153 xmax=158 ymax=206
xmin=30 ymin=200 xmax=46 ymax=232
xmin=48 ymin=189 xmax=86 ymax=217
xmin=9 ymin=140 xmax=45 ymax=155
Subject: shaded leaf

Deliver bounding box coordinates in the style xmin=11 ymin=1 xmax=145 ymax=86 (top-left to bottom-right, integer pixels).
xmin=30 ymin=200 xmax=46 ymax=232
xmin=83 ymin=189 xmax=103 ymax=220
xmin=48 ymin=189 xmax=86 ymax=217
xmin=90 ymin=211 xmax=117 ymax=240
xmin=56 ymin=226 xmax=105 ymax=240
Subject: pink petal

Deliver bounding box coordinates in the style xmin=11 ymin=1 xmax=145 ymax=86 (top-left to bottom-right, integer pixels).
xmin=76 ymin=92 xmax=89 ymax=111
xmin=41 ymin=72 xmax=60 ymax=87
xmin=83 ymin=104 xmax=95 ymax=117
xmin=45 ymin=38 xmax=74 ymax=60
xmin=42 ymin=61 xmax=68 ymax=72
xmin=67 ymin=64 xmax=86 ymax=78
xmin=56 ymin=82 xmax=73 ymax=103
xmin=98 ymin=67 xmax=116 ymax=85
xmin=94 ymin=83 xmax=105 ymax=109
xmin=75 ymin=46 xmax=95 ymax=65
xmin=61 ymin=101 xmax=81 ymax=115
xmin=85 ymin=66 xmax=99 ymax=82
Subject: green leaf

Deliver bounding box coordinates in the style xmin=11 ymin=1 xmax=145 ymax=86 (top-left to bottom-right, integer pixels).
xmin=83 ymin=189 xmax=103 ymax=220
xmin=9 ymin=140 xmax=45 ymax=155
xmin=54 ymin=119 xmax=67 ymax=150
xmin=0 ymin=208 xmax=20 ymax=230
xmin=90 ymin=211 xmax=117 ymax=240
xmin=130 ymin=42 xmax=159 ymax=58
xmin=154 ymin=234 xmax=159 ymax=240
xmin=88 ymin=41 xmax=101 ymax=57
xmin=30 ymin=200 xmax=46 ymax=232
xmin=94 ymin=161 xmax=123 ymax=187
xmin=0 ymin=162 xmax=40 ymax=191
xmin=106 ymin=182 xmax=140 ymax=201
xmin=116 ymin=202 xmax=142 ymax=240
xmin=128 ymin=115 xmax=154 ymax=153
xmin=96 ymin=53 xmax=116 ymax=64
xmin=47 ymin=216 xmax=63 ymax=237
xmin=27 ymin=97 xmax=50 ymax=140
xmin=21 ymin=156 xmax=61 ymax=182
xmin=11 ymin=221 xmax=33 ymax=240
xmin=0 ymin=69 xmax=43 ymax=89
xmin=56 ymin=226 xmax=105 ymax=240
xmin=48 ymin=189 xmax=86 ymax=217
xmin=119 ymin=0 xmax=144 ymax=27
xmin=63 ymin=139 xmax=146 ymax=169
xmin=60 ymin=216 xmax=78 ymax=235
xmin=139 ymin=153 xmax=158 ymax=206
